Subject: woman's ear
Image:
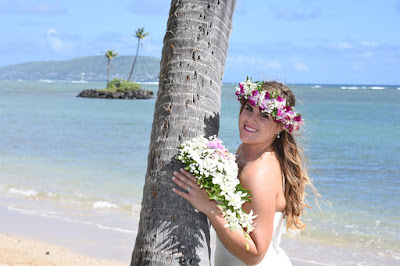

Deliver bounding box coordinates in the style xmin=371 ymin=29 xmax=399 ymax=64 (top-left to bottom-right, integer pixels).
xmin=277 ymin=123 xmax=285 ymax=134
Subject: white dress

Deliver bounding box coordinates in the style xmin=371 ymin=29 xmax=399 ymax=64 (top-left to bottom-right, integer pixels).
xmin=214 ymin=212 xmax=291 ymax=265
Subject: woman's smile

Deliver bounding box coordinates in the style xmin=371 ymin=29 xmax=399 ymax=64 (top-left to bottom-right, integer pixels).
xmin=244 ymin=125 xmax=258 ymax=132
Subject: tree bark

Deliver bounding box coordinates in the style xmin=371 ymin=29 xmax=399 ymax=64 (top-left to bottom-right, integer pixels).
xmin=131 ymin=0 xmax=236 ymax=265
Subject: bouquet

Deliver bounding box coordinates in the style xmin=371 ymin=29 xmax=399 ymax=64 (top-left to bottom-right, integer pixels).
xmin=176 ymin=135 xmax=257 ymax=244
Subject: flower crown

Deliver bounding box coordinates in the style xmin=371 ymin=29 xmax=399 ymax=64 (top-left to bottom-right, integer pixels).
xmin=236 ymin=77 xmax=304 ymax=133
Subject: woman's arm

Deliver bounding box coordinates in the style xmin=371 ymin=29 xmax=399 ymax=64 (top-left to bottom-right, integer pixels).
xmin=172 ymin=154 xmax=282 ymax=265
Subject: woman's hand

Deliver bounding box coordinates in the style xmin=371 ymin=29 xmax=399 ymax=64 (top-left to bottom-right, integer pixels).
xmin=172 ymin=169 xmax=218 ymax=214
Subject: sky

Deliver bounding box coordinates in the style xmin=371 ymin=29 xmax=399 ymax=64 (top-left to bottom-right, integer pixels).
xmin=1 ymin=0 xmax=400 ymax=85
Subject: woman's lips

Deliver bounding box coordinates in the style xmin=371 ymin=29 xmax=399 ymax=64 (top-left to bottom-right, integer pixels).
xmin=244 ymin=125 xmax=257 ymax=132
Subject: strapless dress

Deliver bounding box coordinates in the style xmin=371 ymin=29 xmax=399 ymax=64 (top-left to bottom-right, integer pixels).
xmin=214 ymin=212 xmax=291 ymax=265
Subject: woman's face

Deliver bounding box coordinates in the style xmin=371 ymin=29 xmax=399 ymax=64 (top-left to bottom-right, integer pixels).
xmin=239 ymin=103 xmax=282 ymax=145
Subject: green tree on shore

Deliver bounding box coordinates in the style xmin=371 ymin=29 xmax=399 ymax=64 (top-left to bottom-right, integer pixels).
xmin=104 ymin=50 xmax=118 ymax=87
xmin=131 ymin=0 xmax=237 ymax=264
xmin=127 ymin=28 xmax=149 ymax=82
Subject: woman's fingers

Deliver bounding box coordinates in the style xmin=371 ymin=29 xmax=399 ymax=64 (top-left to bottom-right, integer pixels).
xmin=179 ymin=168 xmax=197 ymax=183
xmin=173 ymin=170 xmax=197 ymax=188
xmin=172 ymin=174 xmax=191 ymax=192
xmin=172 ymin=169 xmax=214 ymax=214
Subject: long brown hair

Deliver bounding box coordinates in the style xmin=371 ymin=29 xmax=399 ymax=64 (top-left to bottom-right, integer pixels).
xmin=240 ymin=81 xmax=315 ymax=231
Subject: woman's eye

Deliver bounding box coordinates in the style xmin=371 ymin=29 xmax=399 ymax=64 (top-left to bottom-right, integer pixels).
xmin=261 ymin=113 xmax=269 ymax=119
xmin=245 ymin=105 xmax=252 ymax=111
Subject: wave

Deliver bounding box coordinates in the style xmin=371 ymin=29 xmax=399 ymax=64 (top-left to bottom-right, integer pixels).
xmin=340 ymin=86 xmax=387 ymax=90
xmin=39 ymin=79 xmax=54 ymax=83
xmin=8 ymin=188 xmax=39 ymax=197
xmin=8 ymin=206 xmax=136 ymax=234
xmin=92 ymin=201 xmax=118 ymax=209
xmin=312 ymin=85 xmax=322 ymax=88
xmin=97 ymin=224 xmax=136 ymax=234
xmin=340 ymin=86 xmax=359 ymax=90
xmin=70 ymin=80 xmax=88 ymax=83
xmin=3 ymin=186 xmax=137 ymax=213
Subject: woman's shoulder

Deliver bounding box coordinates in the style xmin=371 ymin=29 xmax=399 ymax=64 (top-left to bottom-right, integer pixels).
xmin=240 ymin=152 xmax=281 ymax=183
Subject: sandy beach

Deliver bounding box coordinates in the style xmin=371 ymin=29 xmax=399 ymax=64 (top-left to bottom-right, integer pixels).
xmin=0 ymin=233 xmax=124 ymax=266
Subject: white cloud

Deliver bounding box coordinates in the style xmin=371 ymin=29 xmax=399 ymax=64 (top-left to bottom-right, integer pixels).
xmin=293 ymin=62 xmax=309 ymax=72
xmin=361 ymin=41 xmax=378 ymax=48
xmin=47 ymin=28 xmax=63 ymax=52
xmin=337 ymin=42 xmax=353 ymax=50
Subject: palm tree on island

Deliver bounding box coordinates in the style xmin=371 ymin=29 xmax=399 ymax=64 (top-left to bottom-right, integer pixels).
xmin=104 ymin=50 xmax=118 ymax=87
xmin=127 ymin=27 xmax=149 ymax=82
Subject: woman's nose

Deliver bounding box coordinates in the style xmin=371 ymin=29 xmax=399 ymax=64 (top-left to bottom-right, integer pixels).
xmin=247 ymin=111 xmax=257 ymax=124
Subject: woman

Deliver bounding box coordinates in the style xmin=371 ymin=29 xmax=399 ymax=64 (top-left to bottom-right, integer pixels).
xmin=172 ymin=79 xmax=313 ymax=265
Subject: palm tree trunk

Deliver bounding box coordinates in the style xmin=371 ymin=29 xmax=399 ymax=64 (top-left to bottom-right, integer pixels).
xmin=131 ymin=0 xmax=236 ymax=265
xmin=128 ymin=39 xmax=141 ymax=82
xmin=107 ymin=59 xmax=111 ymax=87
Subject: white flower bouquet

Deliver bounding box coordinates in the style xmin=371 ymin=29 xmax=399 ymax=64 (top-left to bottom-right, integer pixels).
xmin=176 ymin=135 xmax=257 ymax=241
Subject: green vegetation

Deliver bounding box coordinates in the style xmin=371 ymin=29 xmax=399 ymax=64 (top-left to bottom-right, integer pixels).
xmin=128 ymin=28 xmax=149 ymax=82
xmin=100 ymin=78 xmax=141 ymax=92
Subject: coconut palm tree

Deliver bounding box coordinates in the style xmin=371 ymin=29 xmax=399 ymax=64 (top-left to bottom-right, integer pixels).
xmin=104 ymin=50 xmax=118 ymax=87
xmin=127 ymin=27 xmax=149 ymax=82
xmin=131 ymin=0 xmax=236 ymax=265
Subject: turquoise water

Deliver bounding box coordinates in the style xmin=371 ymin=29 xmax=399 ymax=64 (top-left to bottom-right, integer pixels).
xmin=0 ymin=80 xmax=399 ymax=260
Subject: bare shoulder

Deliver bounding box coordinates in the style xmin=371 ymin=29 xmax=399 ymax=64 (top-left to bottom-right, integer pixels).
xmin=239 ymin=152 xmax=282 ymax=191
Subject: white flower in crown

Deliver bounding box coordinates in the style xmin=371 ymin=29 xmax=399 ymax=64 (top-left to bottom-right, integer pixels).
xmin=236 ymin=77 xmax=304 ymax=133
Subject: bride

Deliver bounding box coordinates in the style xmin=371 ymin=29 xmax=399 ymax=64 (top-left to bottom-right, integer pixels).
xmin=172 ymin=79 xmax=314 ymax=265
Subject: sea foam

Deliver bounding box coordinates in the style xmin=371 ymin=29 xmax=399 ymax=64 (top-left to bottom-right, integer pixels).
xmin=340 ymin=86 xmax=387 ymax=90
xmin=92 ymin=201 xmax=118 ymax=209
xmin=340 ymin=86 xmax=359 ymax=90
xmin=8 ymin=188 xmax=39 ymax=197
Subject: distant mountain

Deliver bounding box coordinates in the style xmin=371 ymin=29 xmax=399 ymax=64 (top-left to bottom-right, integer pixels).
xmin=0 ymin=56 xmax=160 ymax=82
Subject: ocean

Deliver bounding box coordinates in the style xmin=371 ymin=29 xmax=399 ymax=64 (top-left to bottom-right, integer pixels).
xmin=0 ymin=80 xmax=399 ymax=264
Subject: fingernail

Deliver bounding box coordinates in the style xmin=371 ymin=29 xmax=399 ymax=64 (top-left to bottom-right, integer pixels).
xmin=172 ymin=176 xmax=175 ymax=180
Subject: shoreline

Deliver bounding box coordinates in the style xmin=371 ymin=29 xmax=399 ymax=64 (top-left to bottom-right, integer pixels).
xmin=0 ymin=196 xmax=399 ymax=265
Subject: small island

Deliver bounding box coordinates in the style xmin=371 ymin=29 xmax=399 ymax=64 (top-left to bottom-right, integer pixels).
xmin=78 ymin=34 xmax=154 ymax=100
xmin=77 ymin=78 xmax=154 ymax=99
